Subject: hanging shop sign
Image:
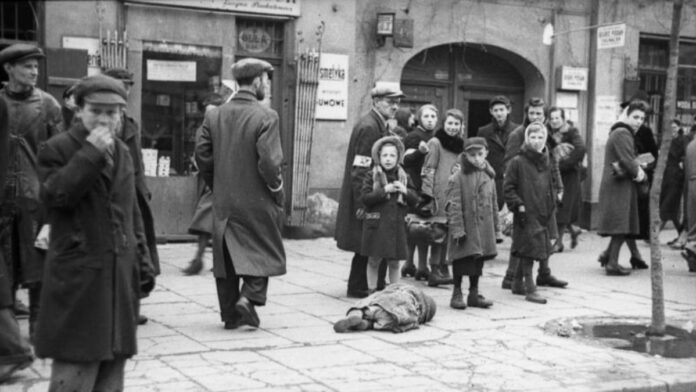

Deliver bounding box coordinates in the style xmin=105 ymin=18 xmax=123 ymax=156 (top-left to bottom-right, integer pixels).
xmin=62 ymin=36 xmax=101 ymax=76
xmin=597 ymin=23 xmax=626 ymax=49
xmin=147 ymin=60 xmax=197 ymax=82
xmin=558 ymin=66 xmax=588 ymax=91
xmin=315 ymin=53 xmax=348 ymax=120
xmin=238 ymin=27 xmax=273 ymax=54
xmin=126 ymin=0 xmax=300 ymax=17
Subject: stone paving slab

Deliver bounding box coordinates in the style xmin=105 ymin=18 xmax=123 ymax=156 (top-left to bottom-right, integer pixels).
xmin=5 ymin=230 xmax=696 ymax=391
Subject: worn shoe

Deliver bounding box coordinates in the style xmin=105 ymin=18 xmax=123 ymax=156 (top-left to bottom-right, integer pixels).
xmin=629 ymin=257 xmax=649 ymax=270
xmin=598 ymin=251 xmax=609 ymax=267
xmin=681 ymin=250 xmax=696 ymax=272
xmin=224 ymin=320 xmax=240 ymax=330
xmin=138 ymin=314 xmax=149 ymax=325
xmin=536 ymin=274 xmax=568 ymax=288
xmin=333 ymin=314 xmax=369 ymax=333
xmin=525 ymin=292 xmax=547 ymax=304
xmin=511 ymin=280 xmax=526 ymax=295
xmin=401 ymin=263 xmax=417 ymax=278
xmin=450 ymin=288 xmax=467 ymax=309
xmin=428 ymin=268 xmax=451 ymax=287
xmin=181 ymin=258 xmax=203 ymax=275
xmin=605 ymin=264 xmax=631 ymax=276
xmin=467 ymin=292 xmax=493 ymax=308
xmin=414 ymin=268 xmax=430 ymax=281
xmin=13 ymin=300 xmax=29 ymax=319
xmin=501 ymin=275 xmax=513 ymax=290
xmin=234 ymin=297 xmax=260 ymax=328
xmin=346 ymin=289 xmax=369 ymax=298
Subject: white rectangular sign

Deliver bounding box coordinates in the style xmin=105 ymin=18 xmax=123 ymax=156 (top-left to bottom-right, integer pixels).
xmin=147 ymin=60 xmax=196 ymax=82
xmin=597 ymin=23 xmax=626 ymax=49
xmin=315 ymin=54 xmax=348 ymax=120
xmin=560 ymin=66 xmax=588 ymax=91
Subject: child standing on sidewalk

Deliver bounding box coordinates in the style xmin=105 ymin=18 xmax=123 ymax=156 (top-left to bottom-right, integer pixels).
xmin=445 ymin=137 xmax=498 ymax=309
xmin=361 ymin=136 xmax=419 ymax=293
xmin=504 ymin=122 xmax=563 ymax=304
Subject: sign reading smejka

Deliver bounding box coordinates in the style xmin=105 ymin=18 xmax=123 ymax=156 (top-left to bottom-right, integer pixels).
xmin=315 ymin=53 xmax=348 ymax=120
xmin=597 ymin=23 xmax=626 ymax=49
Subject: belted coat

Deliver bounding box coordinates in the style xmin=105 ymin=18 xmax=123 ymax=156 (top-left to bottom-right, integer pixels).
xmin=35 ymin=124 xmax=144 ymax=361
xmin=196 ymin=90 xmax=286 ymax=278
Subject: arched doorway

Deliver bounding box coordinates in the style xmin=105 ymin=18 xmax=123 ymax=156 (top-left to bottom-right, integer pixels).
xmin=400 ymin=43 xmax=527 ymax=137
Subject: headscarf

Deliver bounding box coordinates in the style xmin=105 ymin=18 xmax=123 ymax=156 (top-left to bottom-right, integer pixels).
xmin=371 ymin=135 xmax=409 ymax=205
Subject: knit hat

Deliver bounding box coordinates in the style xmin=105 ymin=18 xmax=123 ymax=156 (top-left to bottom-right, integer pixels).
xmin=370 ymin=135 xmax=408 ymax=205
xmin=371 ymin=135 xmax=405 ymax=165
xmin=524 ymin=121 xmax=547 ymax=144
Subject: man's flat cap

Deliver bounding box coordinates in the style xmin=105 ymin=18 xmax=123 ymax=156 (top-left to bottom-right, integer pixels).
xmin=103 ymin=68 xmax=134 ymax=85
xmin=74 ymin=74 xmax=127 ymax=106
xmin=489 ymin=95 xmax=511 ymax=108
xmin=371 ymin=82 xmax=405 ymax=99
xmin=464 ymin=136 xmax=488 ymax=151
xmin=0 ymin=44 xmax=44 ymax=65
xmin=231 ymin=58 xmax=273 ymax=81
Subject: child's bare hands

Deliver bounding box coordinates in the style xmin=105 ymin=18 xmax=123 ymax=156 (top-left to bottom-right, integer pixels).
xmin=392 ymin=181 xmax=407 ymax=194
xmin=418 ymin=140 xmax=430 ymax=154
xmin=384 ymin=183 xmax=397 ymax=193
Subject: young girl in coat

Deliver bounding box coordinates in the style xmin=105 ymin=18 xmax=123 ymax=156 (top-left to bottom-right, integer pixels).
xmin=445 ymin=137 xmax=498 ymax=309
xmin=504 ymin=121 xmax=563 ymax=304
xmin=421 ymin=109 xmax=466 ymax=287
xmin=361 ymin=136 xmax=419 ymax=293
xmin=401 ymin=104 xmax=438 ymax=280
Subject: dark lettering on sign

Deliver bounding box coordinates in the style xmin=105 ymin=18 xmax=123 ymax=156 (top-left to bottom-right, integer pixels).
xmin=239 ymin=27 xmax=272 ymax=53
xmin=317 ymin=99 xmax=346 ymax=107
xmin=319 ymin=65 xmax=345 ymax=81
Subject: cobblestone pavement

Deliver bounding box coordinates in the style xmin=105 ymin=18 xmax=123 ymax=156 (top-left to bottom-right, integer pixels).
xmin=5 ymin=230 xmax=696 ymax=391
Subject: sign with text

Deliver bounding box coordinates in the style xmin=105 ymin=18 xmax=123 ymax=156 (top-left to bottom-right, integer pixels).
xmin=559 ymin=66 xmax=588 ymax=91
xmin=597 ymin=23 xmax=626 ymax=49
xmin=315 ymin=54 xmax=348 ymax=120
xmin=62 ymin=36 xmax=101 ymax=76
xmin=126 ymin=0 xmax=300 ymax=17
xmin=147 ymin=60 xmax=197 ymax=82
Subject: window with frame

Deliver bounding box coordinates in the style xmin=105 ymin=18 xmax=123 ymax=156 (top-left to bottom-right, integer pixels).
xmin=236 ymin=18 xmax=284 ymax=59
xmin=0 ymin=1 xmax=38 ymax=42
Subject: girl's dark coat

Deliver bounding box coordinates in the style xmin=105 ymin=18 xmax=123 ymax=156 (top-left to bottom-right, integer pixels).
xmin=551 ymin=125 xmax=587 ymax=225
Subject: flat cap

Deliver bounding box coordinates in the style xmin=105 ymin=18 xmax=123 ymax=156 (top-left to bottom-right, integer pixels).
xmin=231 ymin=58 xmax=273 ymax=81
xmin=464 ymin=136 xmax=488 ymax=151
xmin=0 ymin=44 xmax=44 ymax=65
xmin=489 ymin=95 xmax=510 ymax=108
xmin=74 ymin=74 xmax=127 ymax=106
xmin=371 ymin=82 xmax=405 ymax=99
xmin=103 ymin=68 xmax=134 ymax=85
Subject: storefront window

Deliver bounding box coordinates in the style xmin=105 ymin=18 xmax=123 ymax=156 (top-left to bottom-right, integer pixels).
xmin=140 ymin=41 xmax=222 ymax=176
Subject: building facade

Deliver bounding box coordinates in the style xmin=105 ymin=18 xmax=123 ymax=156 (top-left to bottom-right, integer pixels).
xmin=6 ymin=0 xmax=696 ymax=235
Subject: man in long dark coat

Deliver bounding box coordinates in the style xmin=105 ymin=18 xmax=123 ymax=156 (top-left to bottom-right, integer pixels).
xmin=36 ymin=74 xmax=144 ymax=390
xmin=196 ymin=58 xmax=285 ymax=329
xmin=335 ymin=84 xmax=404 ymax=298
xmin=0 ymin=44 xmax=62 ymax=337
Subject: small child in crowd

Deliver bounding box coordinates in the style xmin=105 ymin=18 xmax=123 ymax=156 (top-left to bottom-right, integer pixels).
xmin=504 ymin=121 xmax=562 ymax=304
xmin=445 ymin=137 xmax=498 ymax=309
xmin=360 ymin=136 xmax=419 ymax=293
xmin=333 ymin=283 xmax=436 ymax=333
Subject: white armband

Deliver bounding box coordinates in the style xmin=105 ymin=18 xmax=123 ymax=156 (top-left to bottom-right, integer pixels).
xmin=267 ymin=179 xmax=283 ymax=192
xmin=353 ymin=155 xmax=372 ymax=168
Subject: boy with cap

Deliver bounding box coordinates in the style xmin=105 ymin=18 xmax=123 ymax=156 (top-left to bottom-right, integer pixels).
xmin=335 ymin=82 xmax=404 ymax=298
xmin=35 ymin=74 xmax=146 ymax=389
xmin=445 ymin=137 xmax=498 ymax=309
xmin=0 ymin=43 xmax=62 ymax=340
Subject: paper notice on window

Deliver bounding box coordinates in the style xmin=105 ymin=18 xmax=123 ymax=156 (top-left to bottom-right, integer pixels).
xmin=147 ymin=60 xmax=197 ymax=82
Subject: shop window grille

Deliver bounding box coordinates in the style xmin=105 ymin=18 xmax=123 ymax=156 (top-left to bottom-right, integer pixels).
xmin=236 ymin=18 xmax=284 ymax=59
xmin=0 ymin=1 xmax=38 ymax=42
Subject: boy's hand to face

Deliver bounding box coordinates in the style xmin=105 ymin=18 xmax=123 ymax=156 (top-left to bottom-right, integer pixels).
xmin=81 ymin=102 xmax=122 ymax=153
xmin=464 ymin=147 xmax=488 ymax=169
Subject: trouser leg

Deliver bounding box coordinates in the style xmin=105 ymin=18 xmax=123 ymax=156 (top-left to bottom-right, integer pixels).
xmin=607 ymin=235 xmax=625 ymax=268
xmin=240 ymin=275 xmax=269 ymax=306
xmin=49 ymin=360 xmax=100 ymax=392
xmin=0 ymin=308 xmax=32 ymax=365
xmin=347 ymin=253 xmax=368 ymax=293
xmin=93 ymin=357 xmax=126 ymax=392
xmin=377 ymin=258 xmax=387 ymax=290
xmin=215 ymin=242 xmax=241 ymax=322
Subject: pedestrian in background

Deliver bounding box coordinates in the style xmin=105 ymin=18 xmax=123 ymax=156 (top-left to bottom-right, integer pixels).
xmin=547 ymin=107 xmax=586 ymax=252
xmin=196 ymin=58 xmax=286 ymax=329
xmin=360 ymin=136 xmax=418 ymax=293
xmin=660 ymin=119 xmax=686 ymax=248
xmin=445 ymin=137 xmax=497 ymax=310
xmin=596 ymin=100 xmax=651 ymax=275
xmin=421 ymin=108 xmax=466 ymax=287
xmin=59 ymin=83 xmax=77 ymax=131
xmin=0 ymin=44 xmax=62 ymax=339
xmin=401 ymin=104 xmax=439 ymax=280
xmin=36 ymin=74 xmax=144 ymax=390
xmin=335 ymin=84 xmax=404 ymax=298
xmin=504 ymin=121 xmax=563 ymax=304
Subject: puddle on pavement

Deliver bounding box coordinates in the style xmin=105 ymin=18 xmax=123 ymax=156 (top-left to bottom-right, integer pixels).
xmin=590 ymin=323 xmax=696 ymax=358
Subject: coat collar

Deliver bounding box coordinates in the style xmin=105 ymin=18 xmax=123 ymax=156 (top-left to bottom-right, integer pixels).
xmin=369 ymin=109 xmax=387 ymax=133
xmin=231 ymin=90 xmax=259 ymax=103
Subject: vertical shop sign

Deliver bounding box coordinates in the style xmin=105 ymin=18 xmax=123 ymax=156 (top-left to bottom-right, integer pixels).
xmin=315 ymin=54 xmax=348 ymax=120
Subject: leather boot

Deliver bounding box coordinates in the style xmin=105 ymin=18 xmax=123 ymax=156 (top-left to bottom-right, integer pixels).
xmin=536 ymin=273 xmax=568 ymax=288
xmin=427 ymin=266 xmax=450 ymax=287
xmin=182 ymin=258 xmax=203 ymax=275
xmin=501 ymin=274 xmax=513 ymax=290
xmin=439 ymin=265 xmax=453 ymax=284
xmin=511 ymin=278 xmax=525 ymax=295
xmin=467 ymin=289 xmax=493 ymax=308
xmin=449 ymin=287 xmax=467 ymax=309
xmin=414 ymin=267 xmax=430 ymax=281
xmin=401 ymin=263 xmax=417 ymax=277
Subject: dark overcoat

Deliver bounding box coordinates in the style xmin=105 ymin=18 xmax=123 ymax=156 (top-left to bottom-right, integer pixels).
xmin=659 ymin=133 xmax=685 ymax=224
xmin=504 ymin=145 xmax=559 ymax=260
xmin=445 ymin=157 xmax=498 ymax=262
xmin=196 ymin=90 xmax=286 ymax=278
xmin=477 ymin=118 xmax=518 ymax=208
xmin=0 ymin=98 xmax=11 ymax=308
xmin=335 ymin=109 xmax=388 ymax=253
xmin=402 ymin=126 xmax=434 ymax=192
xmin=35 ymin=124 xmax=142 ymax=361
xmin=684 ymin=136 xmax=696 ymax=230
xmin=596 ymin=123 xmax=642 ymax=236
xmin=552 ymin=125 xmax=587 ymax=225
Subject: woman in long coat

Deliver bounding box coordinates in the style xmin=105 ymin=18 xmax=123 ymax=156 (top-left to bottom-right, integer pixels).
xmin=596 ymin=100 xmax=651 ymax=275
xmin=659 ymin=119 xmax=686 ymax=245
xmin=547 ymin=108 xmax=586 ymax=251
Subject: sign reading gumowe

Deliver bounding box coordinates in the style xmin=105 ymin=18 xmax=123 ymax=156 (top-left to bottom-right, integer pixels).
xmin=126 ymin=0 xmax=300 ymax=17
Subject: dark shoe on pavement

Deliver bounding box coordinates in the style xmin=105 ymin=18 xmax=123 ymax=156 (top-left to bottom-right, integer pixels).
xmin=235 ymin=297 xmax=260 ymax=328
xmin=0 ymin=357 xmax=33 ymax=383
xmin=467 ymin=292 xmax=493 ymax=308
xmin=598 ymin=251 xmax=609 ymax=267
xmin=501 ymin=275 xmax=513 ymax=290
xmin=680 ymin=250 xmax=696 ymax=272
xmin=525 ymin=292 xmax=547 ymax=304
xmin=605 ymin=264 xmax=631 ymax=276
xmin=224 ymin=320 xmax=240 ymax=330
xmin=511 ymin=280 xmax=525 ymax=295
xmin=346 ymin=289 xmax=369 ymax=299
xmin=449 ymin=288 xmax=467 ymax=309
xmin=414 ymin=268 xmax=430 ymax=281
xmin=536 ymin=274 xmax=568 ymax=288
xmin=569 ymin=226 xmax=581 ymax=249
xmin=182 ymin=258 xmax=203 ymax=275
xmin=629 ymin=257 xmax=649 ymax=270
xmin=427 ymin=268 xmax=451 ymax=287
xmin=138 ymin=314 xmax=149 ymax=325
xmin=333 ymin=314 xmax=368 ymax=333
xmin=401 ymin=263 xmax=417 ymax=278
xmin=551 ymin=240 xmax=564 ymax=253
xmin=13 ymin=300 xmax=29 ymax=319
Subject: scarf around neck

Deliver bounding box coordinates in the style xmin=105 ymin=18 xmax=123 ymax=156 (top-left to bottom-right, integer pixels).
xmin=435 ymin=129 xmax=464 ymax=154
xmin=373 ymin=165 xmax=408 ymax=205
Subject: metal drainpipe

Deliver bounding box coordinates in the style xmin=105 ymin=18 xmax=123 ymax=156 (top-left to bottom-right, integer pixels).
xmin=547 ymin=8 xmax=557 ymax=107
